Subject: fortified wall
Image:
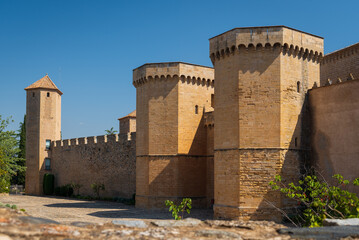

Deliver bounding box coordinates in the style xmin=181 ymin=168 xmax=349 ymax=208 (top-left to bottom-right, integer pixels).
xmin=320 ymin=42 xmax=359 ymax=86
xmin=310 ymin=79 xmax=359 ymax=194
xmin=47 ymin=133 xmax=136 ymax=198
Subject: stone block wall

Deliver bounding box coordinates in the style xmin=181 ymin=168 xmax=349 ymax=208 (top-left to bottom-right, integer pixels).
xmin=48 ymin=133 xmax=136 ymax=198
xmin=310 ymin=79 xmax=359 ymax=194
xmin=320 ymin=43 xmax=359 ymax=86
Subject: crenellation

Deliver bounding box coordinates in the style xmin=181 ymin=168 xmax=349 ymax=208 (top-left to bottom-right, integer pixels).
xmin=54 ymin=140 xmax=62 ymax=148
xmin=107 ymin=134 xmax=118 ymax=142
xmin=87 ymin=136 xmax=96 ymax=144
xmin=63 ymin=139 xmax=70 ymax=147
xmin=96 ymin=135 xmax=107 ymax=143
xmin=70 ymin=138 xmax=78 ymax=146
xmin=78 ymin=137 xmax=86 ymax=145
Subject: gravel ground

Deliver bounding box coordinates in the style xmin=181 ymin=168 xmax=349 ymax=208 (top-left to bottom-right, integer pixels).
xmin=0 ymin=194 xmax=213 ymax=225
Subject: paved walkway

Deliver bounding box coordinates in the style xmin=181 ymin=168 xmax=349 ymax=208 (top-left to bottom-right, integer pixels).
xmin=0 ymin=195 xmax=213 ymax=225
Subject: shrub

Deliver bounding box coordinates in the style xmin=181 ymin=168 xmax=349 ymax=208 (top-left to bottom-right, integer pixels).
xmin=54 ymin=184 xmax=73 ymax=197
xmin=165 ymin=198 xmax=192 ymax=220
xmin=43 ymin=173 xmax=54 ymax=195
xmin=269 ymin=174 xmax=359 ymax=227
xmin=90 ymin=183 xmax=105 ymax=198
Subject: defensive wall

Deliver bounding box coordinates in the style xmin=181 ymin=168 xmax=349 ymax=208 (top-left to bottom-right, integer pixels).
xmin=320 ymin=42 xmax=359 ymax=86
xmin=309 ymin=79 xmax=359 ymax=194
xmin=46 ymin=133 xmax=136 ymax=198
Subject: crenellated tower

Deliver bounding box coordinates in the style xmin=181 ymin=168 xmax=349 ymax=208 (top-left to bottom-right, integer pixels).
xmin=133 ymin=62 xmax=214 ymax=208
xmin=209 ymin=26 xmax=323 ymax=220
xmin=25 ymin=75 xmax=62 ymax=195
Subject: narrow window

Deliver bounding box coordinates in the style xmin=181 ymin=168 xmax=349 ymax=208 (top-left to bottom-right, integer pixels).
xmin=211 ymin=94 xmax=214 ymax=108
xmin=295 ymin=137 xmax=298 ymax=147
xmin=32 ymin=92 xmax=35 ymax=97
xmin=45 ymin=140 xmax=51 ymax=150
xmin=297 ymin=81 xmax=300 ymax=93
xmin=47 ymin=92 xmax=50 ymax=97
xmin=45 ymin=158 xmax=51 ymax=170
xmin=195 ymin=105 xmax=198 ymax=114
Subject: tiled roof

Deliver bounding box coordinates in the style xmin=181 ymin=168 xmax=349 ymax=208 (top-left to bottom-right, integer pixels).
xmin=25 ymin=75 xmax=63 ymax=95
xmin=118 ymin=110 xmax=136 ymax=120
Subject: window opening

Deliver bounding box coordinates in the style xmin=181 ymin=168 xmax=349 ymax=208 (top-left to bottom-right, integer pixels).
xmin=47 ymin=92 xmax=50 ymax=97
xmin=195 ymin=105 xmax=199 ymax=114
xmin=32 ymin=92 xmax=35 ymax=97
xmin=297 ymin=81 xmax=301 ymax=93
xmin=46 ymin=140 xmax=51 ymax=150
xmin=45 ymin=158 xmax=51 ymax=170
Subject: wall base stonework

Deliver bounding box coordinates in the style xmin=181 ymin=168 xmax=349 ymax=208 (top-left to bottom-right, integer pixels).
xmin=136 ymin=155 xmax=213 ymax=209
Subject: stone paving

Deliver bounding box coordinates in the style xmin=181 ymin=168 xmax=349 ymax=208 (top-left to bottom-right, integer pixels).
xmin=0 ymin=194 xmax=212 ymax=224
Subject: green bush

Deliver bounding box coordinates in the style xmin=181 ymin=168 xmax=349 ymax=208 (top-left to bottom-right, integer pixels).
xmin=43 ymin=173 xmax=54 ymax=195
xmin=90 ymin=183 xmax=105 ymax=198
xmin=54 ymin=184 xmax=73 ymax=197
xmin=269 ymin=174 xmax=359 ymax=227
xmin=165 ymin=198 xmax=192 ymax=220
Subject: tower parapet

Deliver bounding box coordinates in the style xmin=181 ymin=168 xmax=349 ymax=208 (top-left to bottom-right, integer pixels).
xmin=210 ymin=26 xmax=323 ymax=65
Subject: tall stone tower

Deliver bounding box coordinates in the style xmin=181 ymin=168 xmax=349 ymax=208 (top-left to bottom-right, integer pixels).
xmin=209 ymin=26 xmax=323 ymax=220
xmin=133 ymin=62 xmax=214 ymax=208
xmin=25 ymin=75 xmax=62 ymax=195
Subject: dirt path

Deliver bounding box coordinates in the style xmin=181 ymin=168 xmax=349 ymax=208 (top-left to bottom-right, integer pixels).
xmin=0 ymin=194 xmax=212 ymax=225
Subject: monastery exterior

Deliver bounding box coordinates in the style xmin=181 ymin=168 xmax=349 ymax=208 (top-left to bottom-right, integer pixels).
xmin=25 ymin=26 xmax=359 ymax=221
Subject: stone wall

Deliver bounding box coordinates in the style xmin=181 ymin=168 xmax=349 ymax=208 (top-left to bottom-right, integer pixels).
xmin=320 ymin=43 xmax=359 ymax=86
xmin=309 ymin=79 xmax=359 ymax=194
xmin=48 ymin=133 xmax=136 ymax=198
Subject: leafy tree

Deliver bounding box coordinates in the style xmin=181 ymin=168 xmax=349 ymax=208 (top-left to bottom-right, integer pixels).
xmin=91 ymin=183 xmax=105 ymax=198
xmin=105 ymin=127 xmax=117 ymax=135
xmin=0 ymin=115 xmax=25 ymax=192
xmin=12 ymin=115 xmax=26 ymax=185
xmin=269 ymin=173 xmax=359 ymax=227
xmin=165 ymin=198 xmax=192 ymax=220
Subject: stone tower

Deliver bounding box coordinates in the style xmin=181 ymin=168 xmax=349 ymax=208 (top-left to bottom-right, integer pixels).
xmin=133 ymin=62 xmax=214 ymax=208
xmin=209 ymin=26 xmax=323 ymax=220
xmin=25 ymin=75 xmax=62 ymax=195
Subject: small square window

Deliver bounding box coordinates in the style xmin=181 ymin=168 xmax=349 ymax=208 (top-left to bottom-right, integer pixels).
xmin=45 ymin=158 xmax=51 ymax=170
xmin=47 ymin=92 xmax=50 ymax=97
xmin=46 ymin=140 xmax=51 ymax=150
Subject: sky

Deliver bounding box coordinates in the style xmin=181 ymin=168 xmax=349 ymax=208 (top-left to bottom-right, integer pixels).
xmin=0 ymin=0 xmax=358 ymax=139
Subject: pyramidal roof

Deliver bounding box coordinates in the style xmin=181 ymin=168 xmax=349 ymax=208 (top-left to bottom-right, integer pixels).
xmin=118 ymin=110 xmax=136 ymax=120
xmin=25 ymin=75 xmax=63 ymax=95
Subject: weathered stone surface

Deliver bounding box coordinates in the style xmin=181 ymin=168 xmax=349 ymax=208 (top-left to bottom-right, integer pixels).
xmin=151 ymin=218 xmax=202 ymax=227
xmin=278 ymin=226 xmax=359 ymax=239
xmin=112 ymin=219 xmax=148 ymax=228
xmin=70 ymin=221 xmax=94 ymax=227
xmin=323 ymin=218 xmax=359 ymax=226
xmin=196 ymin=229 xmax=242 ymax=239
xmin=19 ymin=216 xmax=59 ymax=224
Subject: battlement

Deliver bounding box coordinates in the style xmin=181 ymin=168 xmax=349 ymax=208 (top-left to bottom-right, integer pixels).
xmin=322 ymin=42 xmax=359 ymax=65
xmin=133 ymin=62 xmax=214 ymax=88
xmin=209 ymin=26 xmax=323 ymax=63
xmin=52 ymin=132 xmax=136 ymax=148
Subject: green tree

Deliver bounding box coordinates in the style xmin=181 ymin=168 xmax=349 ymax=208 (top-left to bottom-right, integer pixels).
xmin=0 ymin=115 xmax=25 ymax=192
xmin=105 ymin=127 xmax=117 ymax=135
xmin=12 ymin=115 xmax=26 ymax=185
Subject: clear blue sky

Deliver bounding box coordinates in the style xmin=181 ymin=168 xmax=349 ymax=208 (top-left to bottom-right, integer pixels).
xmin=1 ymin=0 xmax=358 ymax=139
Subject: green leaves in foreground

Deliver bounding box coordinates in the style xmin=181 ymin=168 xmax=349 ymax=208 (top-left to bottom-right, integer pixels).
xmin=269 ymin=173 xmax=359 ymax=227
xmin=165 ymin=198 xmax=192 ymax=220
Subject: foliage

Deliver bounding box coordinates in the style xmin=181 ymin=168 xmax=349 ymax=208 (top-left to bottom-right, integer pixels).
xmin=165 ymin=198 xmax=192 ymax=220
xmin=0 ymin=115 xmax=25 ymax=192
xmin=269 ymin=174 xmax=359 ymax=227
xmin=54 ymin=184 xmax=74 ymax=197
xmin=70 ymin=182 xmax=83 ymax=195
xmin=43 ymin=173 xmax=55 ymax=195
xmin=90 ymin=183 xmax=105 ymax=198
xmin=12 ymin=115 xmax=26 ymax=185
xmin=105 ymin=127 xmax=118 ymax=135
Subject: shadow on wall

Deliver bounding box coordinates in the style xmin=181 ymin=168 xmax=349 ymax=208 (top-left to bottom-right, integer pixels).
xmin=250 ymin=93 xmax=315 ymax=221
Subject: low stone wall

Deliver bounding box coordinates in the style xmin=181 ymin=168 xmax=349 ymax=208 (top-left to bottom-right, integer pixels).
xmin=48 ymin=133 xmax=136 ymax=198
